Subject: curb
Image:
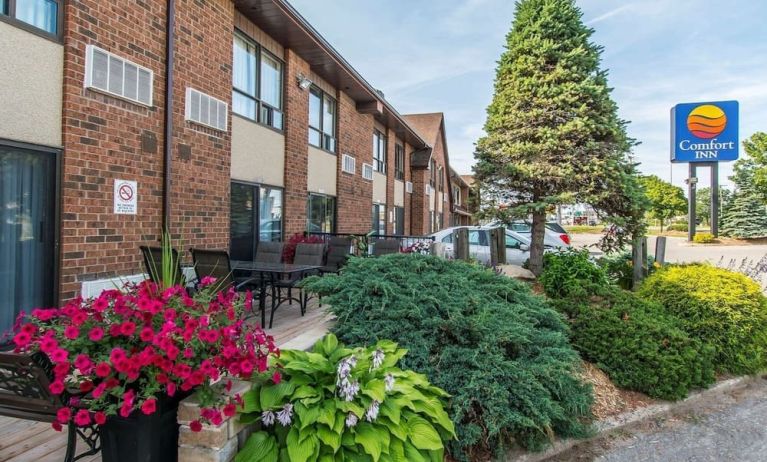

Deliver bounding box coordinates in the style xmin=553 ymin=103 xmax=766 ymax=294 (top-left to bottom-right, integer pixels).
xmin=505 ymin=375 xmax=759 ymax=462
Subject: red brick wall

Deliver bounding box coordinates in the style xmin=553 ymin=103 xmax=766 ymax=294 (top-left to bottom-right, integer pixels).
xmin=336 ymin=92 xmax=373 ymax=234
xmin=282 ymin=49 xmax=310 ymax=236
xmin=410 ymin=167 xmax=428 ymax=235
xmin=59 ymin=0 xmax=232 ymax=301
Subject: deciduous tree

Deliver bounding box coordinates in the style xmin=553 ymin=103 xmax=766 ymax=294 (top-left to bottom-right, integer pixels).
xmin=640 ymin=175 xmax=687 ymax=232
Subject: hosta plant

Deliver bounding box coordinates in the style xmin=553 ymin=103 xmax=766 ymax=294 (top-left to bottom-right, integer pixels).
xmin=235 ymin=334 xmax=455 ymax=462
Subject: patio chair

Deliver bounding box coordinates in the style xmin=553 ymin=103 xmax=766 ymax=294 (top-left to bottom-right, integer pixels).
xmin=320 ymin=236 xmax=352 ymax=274
xmin=139 ymin=245 xmax=186 ymax=286
xmin=190 ymin=248 xmax=261 ymax=293
xmin=372 ymin=239 xmax=401 ymax=256
xmin=270 ymin=243 xmax=325 ymax=327
xmin=255 ymin=241 xmax=284 ymax=263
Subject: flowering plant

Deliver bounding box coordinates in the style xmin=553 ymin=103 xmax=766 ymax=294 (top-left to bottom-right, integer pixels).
xmin=235 ymin=334 xmax=454 ymax=462
xmin=404 ymin=240 xmax=432 ymax=255
xmin=11 ymin=279 xmax=278 ymax=431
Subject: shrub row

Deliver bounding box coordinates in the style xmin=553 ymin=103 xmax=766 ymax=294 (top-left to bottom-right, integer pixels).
xmin=303 ymin=255 xmax=594 ymax=460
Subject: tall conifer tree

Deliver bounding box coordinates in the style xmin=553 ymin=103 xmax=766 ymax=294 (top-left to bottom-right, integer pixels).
xmin=474 ymin=0 xmax=644 ymax=274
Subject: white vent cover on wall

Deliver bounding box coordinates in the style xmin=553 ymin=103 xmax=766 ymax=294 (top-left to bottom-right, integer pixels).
xmin=406 ymin=181 xmax=413 ymax=194
xmin=342 ymin=154 xmax=356 ymax=174
xmin=362 ymin=163 xmax=374 ymax=180
xmin=185 ymin=88 xmax=228 ymax=131
xmin=84 ymin=45 xmax=153 ymax=106
xmin=426 ymin=185 xmax=433 ymax=196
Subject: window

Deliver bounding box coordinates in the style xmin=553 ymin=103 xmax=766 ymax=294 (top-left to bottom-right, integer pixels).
xmin=429 ymin=159 xmax=436 ymax=187
xmin=438 ymin=166 xmax=444 ymax=192
xmin=373 ymin=130 xmax=387 ymax=173
xmin=362 ymin=163 xmax=374 ymax=181
xmin=436 ymin=213 xmax=443 ymax=231
xmin=405 ymin=181 xmax=413 ymax=194
xmin=469 ymin=230 xmax=488 ymax=246
xmin=2 ymin=0 xmax=60 ymax=37
xmin=394 ymin=143 xmax=404 ymax=180
xmin=230 ymin=182 xmax=283 ymax=261
xmin=505 ymin=234 xmax=523 ymax=249
xmin=307 ymin=194 xmax=336 ymax=233
xmin=441 ymin=234 xmax=453 ymax=244
xmin=342 ymin=154 xmax=356 ymax=174
xmin=85 ymin=45 xmax=153 ymax=106
xmin=371 ymin=204 xmax=386 ymax=235
xmin=232 ymin=32 xmax=283 ymax=130
xmin=393 ymin=206 xmax=405 ymax=235
xmin=309 ymin=87 xmax=336 ymax=152
xmin=185 ymin=88 xmax=227 ymax=131
xmin=453 ymin=183 xmax=461 ymax=206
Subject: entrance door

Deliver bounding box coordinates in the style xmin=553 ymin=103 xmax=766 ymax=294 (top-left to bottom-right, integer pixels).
xmin=0 ymin=144 xmax=57 ymax=335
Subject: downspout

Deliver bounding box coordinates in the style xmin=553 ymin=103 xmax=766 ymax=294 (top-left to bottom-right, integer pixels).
xmin=162 ymin=0 xmax=176 ymax=232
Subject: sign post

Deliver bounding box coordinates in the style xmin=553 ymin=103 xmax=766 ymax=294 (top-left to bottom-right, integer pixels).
xmin=671 ymin=100 xmax=738 ymax=240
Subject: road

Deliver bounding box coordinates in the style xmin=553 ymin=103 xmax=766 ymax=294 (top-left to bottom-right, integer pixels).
xmin=549 ymin=377 xmax=767 ymax=462
xmin=570 ymin=233 xmax=767 ymax=267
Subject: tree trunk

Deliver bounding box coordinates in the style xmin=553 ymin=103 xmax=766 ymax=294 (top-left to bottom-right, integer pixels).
xmin=529 ymin=210 xmax=547 ymax=276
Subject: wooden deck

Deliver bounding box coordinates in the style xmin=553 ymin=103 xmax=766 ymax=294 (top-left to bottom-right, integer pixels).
xmin=0 ymin=299 xmax=333 ymax=462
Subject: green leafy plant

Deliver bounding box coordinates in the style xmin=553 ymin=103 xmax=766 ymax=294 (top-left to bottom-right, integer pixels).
xmin=143 ymin=229 xmax=186 ymax=289
xmin=235 ymin=334 xmax=455 ymax=462
xmin=640 ymin=264 xmax=767 ymax=374
xmin=303 ymin=255 xmax=593 ymax=460
xmin=540 ymin=249 xmax=610 ymax=299
xmin=597 ymin=251 xmax=657 ymax=290
xmin=693 ymin=233 xmax=717 ymax=244
xmin=665 ymin=223 xmax=688 ymax=232
xmin=556 ymin=289 xmax=716 ymax=400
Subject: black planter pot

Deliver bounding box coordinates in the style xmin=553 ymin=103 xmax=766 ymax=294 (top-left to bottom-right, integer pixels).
xmin=100 ymin=393 xmax=188 ymax=462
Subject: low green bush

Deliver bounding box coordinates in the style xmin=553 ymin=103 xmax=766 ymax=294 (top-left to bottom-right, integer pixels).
xmin=666 ymin=223 xmax=688 ymax=232
xmin=597 ymin=251 xmax=657 ymax=290
xmin=303 ymin=255 xmax=594 ymax=460
xmin=540 ymin=249 xmax=610 ymax=299
xmin=640 ymin=264 xmax=767 ymax=374
xmin=558 ymin=290 xmax=716 ymax=400
xmin=236 ymin=334 xmax=454 ymax=462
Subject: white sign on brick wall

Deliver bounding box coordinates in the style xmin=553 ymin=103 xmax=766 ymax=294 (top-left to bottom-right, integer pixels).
xmin=114 ymin=179 xmax=137 ymax=215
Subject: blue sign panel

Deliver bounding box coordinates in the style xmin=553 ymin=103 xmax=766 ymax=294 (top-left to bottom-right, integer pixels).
xmin=671 ymin=100 xmax=739 ymax=163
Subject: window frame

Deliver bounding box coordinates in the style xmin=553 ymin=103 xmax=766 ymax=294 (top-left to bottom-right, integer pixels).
xmin=392 ymin=206 xmax=405 ymax=235
xmin=306 ymin=193 xmax=337 ymax=234
xmin=308 ymin=86 xmax=337 ymax=153
xmin=438 ymin=166 xmax=444 ymax=192
xmin=373 ymin=129 xmax=387 ymax=174
xmin=394 ymin=142 xmax=405 ymax=181
xmin=371 ymin=203 xmax=386 ymax=235
xmin=429 ymin=159 xmax=436 ymax=187
xmin=232 ymin=30 xmax=284 ymax=131
xmin=0 ymin=0 xmax=62 ymax=42
xmin=229 ymin=181 xmax=284 ymax=261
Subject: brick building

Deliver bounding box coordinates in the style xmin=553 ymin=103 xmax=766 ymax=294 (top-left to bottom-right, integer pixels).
xmin=0 ymin=0 xmax=466 ymax=332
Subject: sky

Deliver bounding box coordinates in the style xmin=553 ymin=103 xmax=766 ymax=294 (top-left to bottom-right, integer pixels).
xmin=289 ymin=0 xmax=767 ymax=190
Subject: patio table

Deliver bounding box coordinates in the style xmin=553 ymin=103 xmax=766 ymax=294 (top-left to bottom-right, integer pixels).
xmin=231 ymin=261 xmax=322 ymax=328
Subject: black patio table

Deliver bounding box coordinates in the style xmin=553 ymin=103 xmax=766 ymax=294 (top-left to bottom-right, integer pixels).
xmin=231 ymin=261 xmax=322 ymax=328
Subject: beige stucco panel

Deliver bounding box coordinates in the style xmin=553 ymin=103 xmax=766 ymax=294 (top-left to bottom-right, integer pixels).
xmin=429 ymin=190 xmax=435 ymax=211
xmin=0 ymin=23 xmax=63 ymax=147
xmin=393 ymin=180 xmax=404 ymax=207
xmin=231 ymin=116 xmax=285 ymax=186
xmin=438 ymin=192 xmax=444 ymax=213
xmin=373 ymin=172 xmax=386 ymax=204
xmin=307 ymin=146 xmax=337 ymax=195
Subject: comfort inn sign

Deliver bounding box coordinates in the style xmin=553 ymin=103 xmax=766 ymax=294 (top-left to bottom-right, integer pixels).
xmin=671 ymin=100 xmax=739 ymax=163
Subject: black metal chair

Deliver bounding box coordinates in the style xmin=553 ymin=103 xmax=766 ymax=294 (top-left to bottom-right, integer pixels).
xmin=0 ymin=351 xmax=100 ymax=462
xmin=255 ymin=241 xmax=284 ymax=263
xmin=139 ymin=245 xmax=186 ymax=286
xmin=270 ymin=243 xmax=324 ymax=327
xmin=320 ymin=236 xmax=352 ymax=274
xmin=190 ymin=248 xmax=261 ymax=293
xmin=372 ymin=239 xmax=401 ymax=256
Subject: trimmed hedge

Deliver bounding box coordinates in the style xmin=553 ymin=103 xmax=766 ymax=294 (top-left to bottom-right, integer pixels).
xmin=540 ymin=249 xmax=610 ymax=300
xmin=302 ymin=255 xmax=594 ymax=460
xmin=640 ymin=264 xmax=767 ymax=375
xmin=558 ymin=290 xmax=716 ymax=400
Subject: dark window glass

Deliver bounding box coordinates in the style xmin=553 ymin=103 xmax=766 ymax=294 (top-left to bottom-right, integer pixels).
xmin=429 ymin=159 xmax=436 ymax=186
xmin=1 ymin=0 xmax=8 ymax=15
xmin=371 ymin=204 xmax=386 ymax=235
xmin=438 ymin=167 xmax=444 ymax=192
xmin=393 ymin=206 xmax=405 ymax=235
xmin=308 ymin=87 xmax=336 ymax=152
xmin=230 ymin=182 xmax=283 ymax=261
xmin=0 ymin=144 xmax=57 ymax=333
xmin=394 ymin=143 xmax=404 ymax=180
xmin=505 ymin=234 xmax=522 ymax=249
xmin=307 ymin=194 xmax=336 ymax=233
xmin=373 ymin=130 xmax=386 ymax=173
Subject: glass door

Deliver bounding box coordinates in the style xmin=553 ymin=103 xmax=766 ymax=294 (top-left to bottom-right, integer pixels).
xmin=0 ymin=145 xmax=57 ymax=335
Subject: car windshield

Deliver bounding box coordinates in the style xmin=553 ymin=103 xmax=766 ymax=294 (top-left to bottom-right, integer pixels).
xmin=509 ymin=222 xmax=531 ymax=233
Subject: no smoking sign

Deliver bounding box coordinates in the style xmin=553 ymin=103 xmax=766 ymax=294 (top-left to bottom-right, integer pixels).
xmin=114 ymin=179 xmax=138 ymax=215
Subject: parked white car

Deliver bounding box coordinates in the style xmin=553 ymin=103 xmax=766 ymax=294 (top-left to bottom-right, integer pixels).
xmin=430 ymin=226 xmax=537 ymax=266
xmin=487 ymin=220 xmax=572 ymax=249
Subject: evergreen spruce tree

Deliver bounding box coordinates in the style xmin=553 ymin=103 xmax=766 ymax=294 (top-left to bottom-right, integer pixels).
xmin=473 ymin=0 xmax=643 ymax=275
xmin=721 ymin=160 xmax=767 ymax=238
